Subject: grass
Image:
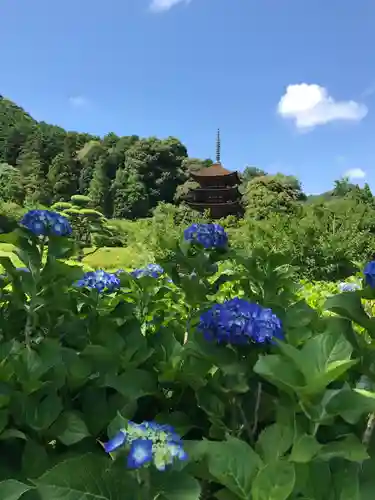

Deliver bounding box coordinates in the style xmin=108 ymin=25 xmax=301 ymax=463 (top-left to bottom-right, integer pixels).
xmin=0 ymin=242 xmax=153 ymax=273
xmin=82 ymin=245 xmax=152 ymax=271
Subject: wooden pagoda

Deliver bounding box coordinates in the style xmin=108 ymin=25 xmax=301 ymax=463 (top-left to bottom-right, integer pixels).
xmin=186 ymin=130 xmax=242 ymax=218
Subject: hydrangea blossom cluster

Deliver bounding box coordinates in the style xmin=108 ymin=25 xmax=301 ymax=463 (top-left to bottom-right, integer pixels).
xmin=184 ymin=223 xmax=228 ymax=249
xmin=338 ymin=282 xmax=361 ymax=293
xmin=20 ymin=209 xmax=72 ymax=237
xmin=130 ymin=264 xmax=164 ymax=279
xmin=103 ymin=421 xmax=187 ymax=470
xmin=198 ymin=297 xmax=284 ymax=345
xmin=75 ymin=269 xmax=120 ymax=292
xmin=364 ymin=261 xmax=375 ymax=288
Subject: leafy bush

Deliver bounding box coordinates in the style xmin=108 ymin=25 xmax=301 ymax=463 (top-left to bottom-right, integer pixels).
xmin=51 ymin=196 xmax=124 ymax=259
xmin=0 ymin=201 xmax=26 ymax=233
xmin=2 ymin=213 xmax=375 ymax=499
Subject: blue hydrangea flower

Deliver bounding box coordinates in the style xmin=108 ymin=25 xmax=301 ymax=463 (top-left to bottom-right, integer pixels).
xmin=131 ymin=264 xmax=164 ymax=279
xmin=364 ymin=261 xmax=375 ymax=288
xmin=338 ymin=282 xmax=360 ymax=293
xmin=75 ymin=269 xmax=121 ymax=292
xmin=104 ymin=430 xmax=127 ymax=453
xmin=20 ymin=210 xmax=72 ymax=237
xmin=127 ymin=439 xmax=153 ymax=469
xmin=184 ymin=223 xmax=228 ymax=249
xmin=102 ymin=421 xmax=187 ymax=471
xmin=198 ymin=297 xmax=283 ymax=345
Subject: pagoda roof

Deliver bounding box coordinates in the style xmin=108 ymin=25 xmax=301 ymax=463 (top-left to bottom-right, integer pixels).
xmin=191 ymin=162 xmax=237 ymax=177
xmin=187 ymin=200 xmax=241 ymax=207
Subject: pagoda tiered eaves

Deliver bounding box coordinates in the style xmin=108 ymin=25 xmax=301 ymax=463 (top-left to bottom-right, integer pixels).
xmin=186 ymin=163 xmax=242 ymax=218
xmin=186 ymin=130 xmax=242 ymax=218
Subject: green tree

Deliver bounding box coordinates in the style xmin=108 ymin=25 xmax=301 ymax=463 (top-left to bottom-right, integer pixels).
xmin=77 ymin=140 xmax=106 ymax=194
xmin=88 ymin=157 xmax=111 ymax=215
xmin=241 ymin=166 xmax=267 ymax=184
xmin=17 ymin=149 xmax=51 ymax=205
xmin=0 ymin=96 xmax=36 ymax=164
xmin=243 ymin=174 xmax=306 ymax=219
xmin=48 ymin=151 xmax=79 ymax=202
xmin=333 ymin=176 xmax=353 ymax=197
xmin=124 ymin=137 xmax=188 ymax=212
xmin=112 ymin=166 xmax=149 ymax=219
xmin=0 ymin=163 xmax=25 ymax=203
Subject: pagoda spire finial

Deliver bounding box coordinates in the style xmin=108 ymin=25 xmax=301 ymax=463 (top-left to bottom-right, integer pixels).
xmin=215 ymin=128 xmax=221 ymax=164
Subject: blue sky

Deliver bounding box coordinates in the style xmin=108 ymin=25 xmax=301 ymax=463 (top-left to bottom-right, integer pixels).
xmin=2 ymin=0 xmax=375 ymax=194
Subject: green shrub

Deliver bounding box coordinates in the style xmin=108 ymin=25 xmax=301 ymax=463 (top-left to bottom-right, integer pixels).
xmin=1 ymin=212 xmax=375 ymax=498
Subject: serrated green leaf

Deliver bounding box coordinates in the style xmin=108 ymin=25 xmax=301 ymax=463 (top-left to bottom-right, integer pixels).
xmin=300 ymin=327 xmax=352 ymax=374
xmin=196 ymin=387 xmax=225 ymax=420
xmin=22 ymin=440 xmax=49 ymax=478
xmin=205 ymin=436 xmax=263 ymax=499
xmin=332 ymin=463 xmax=360 ymax=500
xmin=254 ymin=355 xmax=304 ymax=393
xmin=150 ymin=470 xmax=201 ymax=500
xmin=27 ymin=393 xmax=63 ymax=431
xmin=0 ymin=429 xmax=27 ymax=441
xmin=0 ymin=230 xmax=19 ymax=246
xmin=289 ymin=434 xmax=322 ymax=463
xmin=324 ymin=293 xmax=375 ymax=335
xmin=0 ymin=479 xmax=32 ymax=500
xmin=103 ymin=369 xmax=156 ymax=400
xmin=251 ymin=461 xmax=296 ymax=500
xmin=326 ymin=388 xmax=375 ymax=424
xmin=54 ymin=411 xmax=90 ymax=445
xmin=318 ymin=435 xmax=369 ymax=462
xmin=290 ymin=328 xmax=358 ymax=395
xmin=31 ymin=454 xmax=138 ymax=500
xmin=256 ymin=423 xmax=293 ymax=463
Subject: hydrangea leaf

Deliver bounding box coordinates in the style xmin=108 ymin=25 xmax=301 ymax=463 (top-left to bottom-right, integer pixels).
xmin=326 ymin=387 xmax=375 ymax=424
xmin=31 ymin=454 xmax=138 ymax=500
xmin=0 ymin=479 xmax=32 ymax=500
xmin=289 ymin=434 xmax=322 ymax=463
xmin=204 ymin=437 xmax=263 ymax=500
xmin=103 ymin=369 xmax=157 ymax=401
xmin=324 ymin=293 xmax=375 ymax=335
xmin=22 ymin=439 xmax=50 ymax=479
xmin=332 ymin=462 xmax=360 ymax=500
xmin=150 ymin=470 xmax=201 ymax=500
xmin=317 ymin=435 xmax=369 ymax=463
xmin=53 ymin=411 xmax=90 ymax=446
xmin=251 ymin=460 xmax=295 ymax=500
xmin=256 ymin=423 xmax=294 ymax=463
xmin=254 ymin=354 xmax=305 ymax=394
xmin=277 ymin=327 xmax=357 ymax=396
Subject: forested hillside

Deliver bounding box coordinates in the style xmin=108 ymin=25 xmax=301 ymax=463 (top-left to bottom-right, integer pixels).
xmin=0 ymin=96 xmax=214 ymax=219
xmin=3 ymin=95 xmax=375 ymax=282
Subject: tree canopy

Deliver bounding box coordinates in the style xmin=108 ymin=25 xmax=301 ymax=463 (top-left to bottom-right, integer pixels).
xmin=0 ymin=96 xmax=190 ymax=218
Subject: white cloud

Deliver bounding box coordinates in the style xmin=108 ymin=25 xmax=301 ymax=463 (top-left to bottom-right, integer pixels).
xmin=68 ymin=95 xmax=89 ymax=107
xmin=277 ymin=84 xmax=368 ymax=130
xmin=344 ymin=168 xmax=366 ymax=180
xmin=149 ymin=0 xmax=190 ymax=12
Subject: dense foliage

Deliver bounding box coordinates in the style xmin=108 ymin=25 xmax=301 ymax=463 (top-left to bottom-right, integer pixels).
xmin=0 ymin=96 xmax=193 ymax=219
xmin=3 ymin=97 xmax=375 ymax=283
xmin=2 ymin=211 xmax=375 ymax=499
